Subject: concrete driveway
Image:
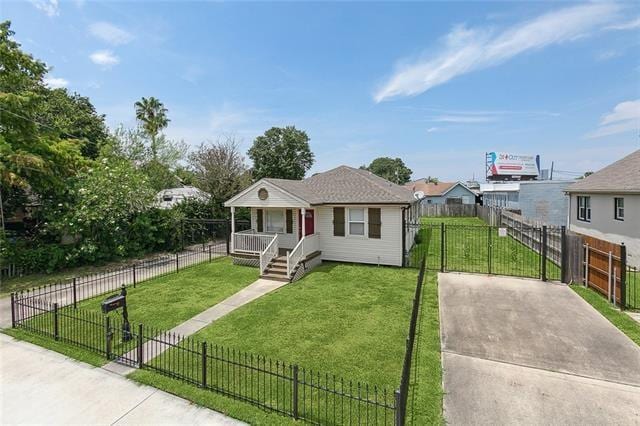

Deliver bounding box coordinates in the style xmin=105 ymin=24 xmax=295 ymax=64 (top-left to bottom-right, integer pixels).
xmin=0 ymin=334 xmax=243 ymax=425
xmin=439 ymin=273 xmax=640 ymax=425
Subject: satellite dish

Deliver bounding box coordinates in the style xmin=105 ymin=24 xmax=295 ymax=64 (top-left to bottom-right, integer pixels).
xmin=414 ymin=191 xmax=425 ymax=200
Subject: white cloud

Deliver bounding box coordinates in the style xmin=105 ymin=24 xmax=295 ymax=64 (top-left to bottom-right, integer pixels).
xmin=426 ymin=127 xmax=439 ymax=133
xmin=605 ymin=17 xmax=640 ymax=31
xmin=89 ymin=22 xmax=133 ymax=45
xmin=587 ymin=100 xmax=640 ymax=139
xmin=43 ymin=76 xmax=68 ymax=88
xmin=374 ymin=3 xmax=622 ymax=102
xmin=30 ymin=0 xmax=59 ymax=17
xmin=431 ymin=115 xmax=497 ymax=124
xmin=89 ymin=50 xmax=120 ymax=67
xmin=210 ymin=107 xmax=247 ymax=132
xmin=182 ymin=65 xmax=205 ymax=84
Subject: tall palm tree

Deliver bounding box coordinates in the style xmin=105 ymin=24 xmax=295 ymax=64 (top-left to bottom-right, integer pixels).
xmin=134 ymin=97 xmax=170 ymax=159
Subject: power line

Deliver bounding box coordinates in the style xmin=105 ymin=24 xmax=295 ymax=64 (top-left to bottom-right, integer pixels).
xmin=0 ymin=106 xmax=84 ymax=140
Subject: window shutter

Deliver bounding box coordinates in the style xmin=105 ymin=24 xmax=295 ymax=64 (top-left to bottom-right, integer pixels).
xmin=333 ymin=207 xmax=345 ymax=237
xmin=256 ymin=209 xmax=264 ymax=232
xmin=286 ymin=209 xmax=293 ymax=234
xmin=368 ymin=208 xmax=381 ymax=239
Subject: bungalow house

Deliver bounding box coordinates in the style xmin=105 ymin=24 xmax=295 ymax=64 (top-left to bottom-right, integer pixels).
xmin=565 ymin=149 xmax=640 ymax=268
xmin=224 ymin=166 xmax=418 ymax=281
xmin=406 ymin=180 xmax=477 ymax=205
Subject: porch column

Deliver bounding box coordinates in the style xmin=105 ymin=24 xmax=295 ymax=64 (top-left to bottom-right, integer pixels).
xmin=301 ymin=208 xmax=306 ymax=256
xmin=230 ymin=206 xmax=235 ymax=253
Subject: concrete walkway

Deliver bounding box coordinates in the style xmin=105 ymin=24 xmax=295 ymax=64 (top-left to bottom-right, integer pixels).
xmin=439 ymin=273 xmax=640 ymax=425
xmin=0 ymin=333 xmax=244 ymax=425
xmin=104 ymin=278 xmax=288 ymax=375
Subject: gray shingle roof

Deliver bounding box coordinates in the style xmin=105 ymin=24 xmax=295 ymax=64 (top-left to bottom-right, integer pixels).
xmin=566 ymin=149 xmax=640 ymax=194
xmin=264 ymin=166 xmax=415 ymax=205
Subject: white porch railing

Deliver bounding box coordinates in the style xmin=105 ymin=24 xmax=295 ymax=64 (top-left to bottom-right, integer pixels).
xmin=260 ymin=234 xmax=279 ymax=273
xmin=286 ymin=233 xmax=319 ymax=277
xmin=233 ymin=230 xmax=276 ymax=254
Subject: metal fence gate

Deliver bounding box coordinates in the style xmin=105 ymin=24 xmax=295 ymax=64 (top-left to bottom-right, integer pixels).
xmin=406 ymin=223 xmax=563 ymax=282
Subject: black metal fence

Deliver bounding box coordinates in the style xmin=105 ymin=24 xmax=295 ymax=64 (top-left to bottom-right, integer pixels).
xmin=11 ymin=243 xmax=228 ymax=312
xmin=396 ymin=255 xmax=426 ymax=424
xmin=12 ymin=295 xmax=398 ymax=425
xmin=406 ymin=223 xmax=562 ymax=282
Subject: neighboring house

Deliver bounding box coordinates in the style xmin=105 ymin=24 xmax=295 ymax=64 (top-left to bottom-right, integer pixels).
xmin=406 ymin=180 xmax=477 ymax=205
xmin=480 ymin=182 xmax=520 ymax=209
xmin=156 ymin=186 xmax=210 ymax=209
xmin=518 ymin=180 xmax=572 ymax=226
xmin=566 ymin=149 xmax=640 ymax=267
xmin=224 ymin=166 xmax=418 ymax=281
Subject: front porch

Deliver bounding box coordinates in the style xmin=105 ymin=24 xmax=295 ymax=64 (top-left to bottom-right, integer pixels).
xmin=229 ymin=208 xmax=321 ymax=282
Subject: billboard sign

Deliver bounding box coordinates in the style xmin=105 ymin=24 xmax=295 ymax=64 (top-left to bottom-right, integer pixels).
xmin=487 ymin=152 xmax=540 ymax=177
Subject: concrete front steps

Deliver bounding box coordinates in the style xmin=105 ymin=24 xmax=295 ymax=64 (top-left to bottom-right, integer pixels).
xmin=260 ymin=251 xmax=322 ymax=282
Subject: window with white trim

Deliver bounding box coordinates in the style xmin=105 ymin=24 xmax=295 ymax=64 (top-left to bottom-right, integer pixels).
xmin=614 ymin=197 xmax=624 ymax=221
xmin=265 ymin=209 xmax=284 ymax=233
xmin=348 ymin=208 xmax=365 ymax=236
xmin=577 ymin=196 xmax=591 ymax=222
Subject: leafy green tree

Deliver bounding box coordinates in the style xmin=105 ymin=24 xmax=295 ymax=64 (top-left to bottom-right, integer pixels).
xmin=51 ymin=156 xmax=155 ymax=259
xmin=248 ymin=126 xmax=314 ymax=180
xmin=362 ymin=157 xmax=412 ymax=185
xmin=0 ymin=21 xmax=85 ymax=226
xmin=36 ymin=88 xmax=109 ymax=159
xmin=134 ymin=96 xmax=170 ymax=159
xmin=189 ymin=138 xmax=251 ymax=216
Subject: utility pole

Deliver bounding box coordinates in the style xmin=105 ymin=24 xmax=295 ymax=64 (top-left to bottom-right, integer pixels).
xmin=550 ymin=161 xmax=554 ymax=181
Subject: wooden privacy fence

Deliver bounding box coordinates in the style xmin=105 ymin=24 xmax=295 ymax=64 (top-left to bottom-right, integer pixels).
xmin=418 ymin=203 xmax=477 ymax=217
xmin=582 ymin=235 xmax=627 ymax=307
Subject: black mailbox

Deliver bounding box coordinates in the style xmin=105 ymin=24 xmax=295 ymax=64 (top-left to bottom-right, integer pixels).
xmin=101 ymin=294 xmax=126 ymax=314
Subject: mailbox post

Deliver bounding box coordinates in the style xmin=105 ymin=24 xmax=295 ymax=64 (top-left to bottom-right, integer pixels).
xmin=101 ymin=285 xmax=132 ymax=342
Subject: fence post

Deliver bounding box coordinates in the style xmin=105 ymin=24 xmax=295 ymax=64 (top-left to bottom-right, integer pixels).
xmin=620 ymin=243 xmax=627 ymax=310
xmin=105 ymin=316 xmax=112 ymax=360
xmin=53 ymin=302 xmax=59 ymax=340
xmin=201 ymin=342 xmax=207 ymax=388
xmin=584 ymin=244 xmax=589 ymax=288
xmin=208 ymin=245 xmax=212 ymax=263
xmin=137 ymin=323 xmax=144 ymax=367
xmin=10 ymin=293 xmax=16 ymax=328
xmin=608 ymin=251 xmax=613 ymax=303
xmin=132 ymin=263 xmax=137 ymax=288
xmin=226 ymin=220 xmax=231 ymax=255
xmin=541 ymin=226 xmax=547 ymax=281
xmin=440 ymin=222 xmax=445 ymax=273
xmin=394 ymin=389 xmax=403 ymax=426
xmin=72 ymin=278 xmax=77 ymax=308
xmin=560 ymin=226 xmax=567 ymax=283
xmin=176 ymin=253 xmax=179 ymax=272
xmin=487 ymin=226 xmax=492 ymax=275
xmin=292 ymin=364 xmax=299 ymax=419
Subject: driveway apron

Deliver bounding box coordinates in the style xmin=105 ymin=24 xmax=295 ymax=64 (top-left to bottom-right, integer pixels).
xmin=438 ymin=273 xmax=640 ymax=425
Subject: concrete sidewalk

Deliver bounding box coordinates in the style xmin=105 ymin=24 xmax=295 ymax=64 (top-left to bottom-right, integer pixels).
xmin=439 ymin=273 xmax=640 ymax=425
xmin=104 ymin=278 xmax=288 ymax=375
xmin=0 ymin=333 xmax=244 ymax=425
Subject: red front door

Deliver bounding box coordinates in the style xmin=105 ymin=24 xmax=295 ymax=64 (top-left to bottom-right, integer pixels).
xmin=298 ymin=209 xmax=314 ymax=238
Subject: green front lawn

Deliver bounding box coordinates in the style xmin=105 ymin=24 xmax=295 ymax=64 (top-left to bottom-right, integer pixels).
xmin=8 ymin=258 xmax=258 ymax=364
xmin=130 ymin=262 xmax=443 ymax=424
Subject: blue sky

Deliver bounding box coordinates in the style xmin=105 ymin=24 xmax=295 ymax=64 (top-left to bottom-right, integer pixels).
xmin=6 ymin=1 xmax=640 ymax=181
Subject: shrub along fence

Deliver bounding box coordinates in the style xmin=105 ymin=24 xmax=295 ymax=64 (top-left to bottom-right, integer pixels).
xmin=11 ymin=252 xmax=429 ymax=425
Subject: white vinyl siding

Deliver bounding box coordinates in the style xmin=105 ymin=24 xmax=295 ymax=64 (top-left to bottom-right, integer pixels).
xmin=251 ymin=208 xmax=299 ymax=250
xmin=228 ymin=180 xmax=308 ymax=208
xmin=317 ymin=205 xmax=403 ymax=266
